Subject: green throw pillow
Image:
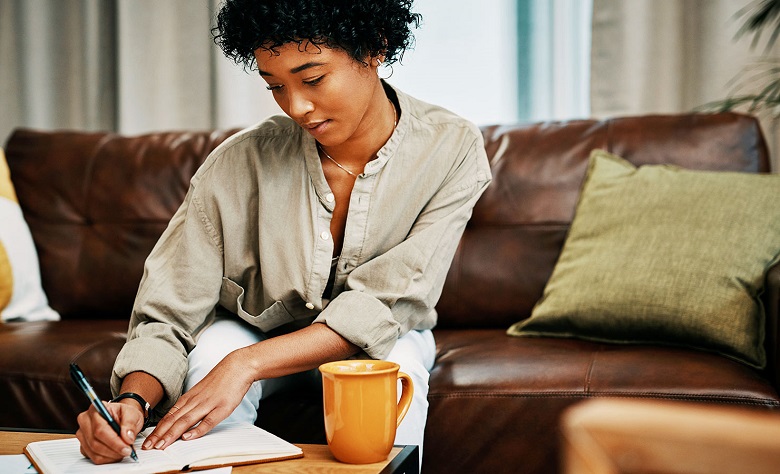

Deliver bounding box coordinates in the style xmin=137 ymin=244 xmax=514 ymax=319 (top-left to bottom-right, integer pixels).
xmin=508 ymin=150 xmax=780 ymax=369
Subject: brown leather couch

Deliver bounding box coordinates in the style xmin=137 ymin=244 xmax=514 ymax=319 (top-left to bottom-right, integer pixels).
xmin=2 ymin=112 xmax=779 ymax=473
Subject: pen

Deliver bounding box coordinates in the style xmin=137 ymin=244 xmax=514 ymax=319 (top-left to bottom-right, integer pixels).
xmin=69 ymin=363 xmax=139 ymax=462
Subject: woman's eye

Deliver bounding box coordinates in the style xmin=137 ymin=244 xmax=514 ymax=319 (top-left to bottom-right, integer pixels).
xmin=304 ymin=76 xmax=324 ymax=86
xmin=266 ymin=84 xmax=283 ymax=92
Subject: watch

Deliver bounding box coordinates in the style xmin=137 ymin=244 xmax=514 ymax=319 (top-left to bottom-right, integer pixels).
xmin=110 ymin=392 xmax=151 ymax=427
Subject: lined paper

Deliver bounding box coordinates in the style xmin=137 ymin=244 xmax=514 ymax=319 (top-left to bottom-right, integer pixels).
xmin=27 ymin=437 xmax=176 ymax=473
xmin=167 ymin=423 xmax=302 ymax=466
xmin=25 ymin=422 xmax=300 ymax=473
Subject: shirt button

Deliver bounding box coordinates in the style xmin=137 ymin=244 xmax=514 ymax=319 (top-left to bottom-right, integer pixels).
xmin=325 ymin=193 xmax=335 ymax=203
xmin=320 ymin=231 xmax=330 ymax=240
xmin=305 ymin=302 xmax=315 ymax=310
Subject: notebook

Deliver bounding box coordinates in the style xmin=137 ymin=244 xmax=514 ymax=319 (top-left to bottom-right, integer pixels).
xmin=24 ymin=422 xmax=303 ymax=474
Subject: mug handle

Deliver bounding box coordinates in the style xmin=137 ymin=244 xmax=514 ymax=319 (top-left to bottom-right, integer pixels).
xmin=396 ymin=371 xmax=414 ymax=427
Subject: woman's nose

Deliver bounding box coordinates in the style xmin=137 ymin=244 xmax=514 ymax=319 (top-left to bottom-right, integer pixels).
xmin=287 ymin=91 xmax=314 ymax=119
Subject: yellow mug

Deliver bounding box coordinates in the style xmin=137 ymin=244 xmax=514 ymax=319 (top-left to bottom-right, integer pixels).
xmin=319 ymin=360 xmax=414 ymax=464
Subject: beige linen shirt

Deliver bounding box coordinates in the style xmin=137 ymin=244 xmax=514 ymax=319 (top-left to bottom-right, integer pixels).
xmin=111 ymin=83 xmax=492 ymax=410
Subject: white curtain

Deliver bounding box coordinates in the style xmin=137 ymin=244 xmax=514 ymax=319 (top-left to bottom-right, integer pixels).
xmin=0 ymin=0 xmax=282 ymax=144
xmin=524 ymin=0 xmax=592 ymax=121
xmin=1 ymin=0 xmax=597 ymax=145
xmin=1 ymin=0 xmax=118 ymax=139
xmin=591 ymin=0 xmax=780 ymax=170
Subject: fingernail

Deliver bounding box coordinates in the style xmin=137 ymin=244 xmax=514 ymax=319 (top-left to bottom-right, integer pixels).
xmin=154 ymin=439 xmax=166 ymax=449
xmin=142 ymin=440 xmax=151 ymax=449
xmin=182 ymin=432 xmax=191 ymax=440
xmin=126 ymin=430 xmax=134 ymax=440
xmin=121 ymin=447 xmax=131 ymax=456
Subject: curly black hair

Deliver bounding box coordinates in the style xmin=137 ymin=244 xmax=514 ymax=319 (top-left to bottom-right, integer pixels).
xmin=212 ymin=0 xmax=422 ymax=69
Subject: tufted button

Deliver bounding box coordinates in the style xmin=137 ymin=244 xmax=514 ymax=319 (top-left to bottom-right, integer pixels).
xmin=320 ymin=231 xmax=330 ymax=240
xmin=325 ymin=193 xmax=335 ymax=203
xmin=305 ymin=302 xmax=315 ymax=310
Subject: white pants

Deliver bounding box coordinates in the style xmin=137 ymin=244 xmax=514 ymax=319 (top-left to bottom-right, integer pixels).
xmin=185 ymin=317 xmax=436 ymax=463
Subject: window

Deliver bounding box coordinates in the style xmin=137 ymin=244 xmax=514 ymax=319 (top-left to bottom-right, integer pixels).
xmin=389 ymin=0 xmax=592 ymax=125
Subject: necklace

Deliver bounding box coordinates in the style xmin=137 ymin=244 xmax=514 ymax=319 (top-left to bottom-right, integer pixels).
xmin=318 ymin=99 xmax=397 ymax=178
xmin=319 ymin=144 xmax=358 ymax=177
xmin=388 ymin=98 xmax=398 ymax=128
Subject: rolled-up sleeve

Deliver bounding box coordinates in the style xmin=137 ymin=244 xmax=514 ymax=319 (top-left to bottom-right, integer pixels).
xmin=111 ymin=184 xmax=224 ymax=412
xmin=314 ymin=139 xmax=491 ymax=359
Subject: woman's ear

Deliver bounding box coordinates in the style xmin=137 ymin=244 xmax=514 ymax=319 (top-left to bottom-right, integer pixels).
xmin=369 ymin=53 xmax=386 ymax=68
xmin=371 ymin=40 xmax=388 ymax=68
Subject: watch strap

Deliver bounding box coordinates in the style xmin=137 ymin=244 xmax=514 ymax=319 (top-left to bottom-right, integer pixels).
xmin=110 ymin=392 xmax=151 ymax=426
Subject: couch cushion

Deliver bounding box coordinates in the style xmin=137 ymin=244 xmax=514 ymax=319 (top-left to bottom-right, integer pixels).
xmin=424 ymin=329 xmax=780 ymax=474
xmin=436 ymin=113 xmax=770 ymax=330
xmin=0 ymin=148 xmax=59 ymax=322
xmin=0 ymin=320 xmax=127 ymax=430
xmin=4 ymin=129 xmax=240 ymax=319
xmin=508 ymin=150 xmax=780 ymax=369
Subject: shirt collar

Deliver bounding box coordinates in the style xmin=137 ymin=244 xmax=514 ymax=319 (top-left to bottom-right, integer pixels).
xmin=302 ymin=81 xmax=409 ymax=204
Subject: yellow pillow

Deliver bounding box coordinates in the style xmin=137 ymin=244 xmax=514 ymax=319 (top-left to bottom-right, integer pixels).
xmin=0 ymin=149 xmax=16 ymax=310
xmin=0 ymin=148 xmax=59 ymax=322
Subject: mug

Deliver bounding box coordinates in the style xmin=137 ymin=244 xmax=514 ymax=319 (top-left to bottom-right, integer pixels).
xmin=319 ymin=360 xmax=414 ymax=464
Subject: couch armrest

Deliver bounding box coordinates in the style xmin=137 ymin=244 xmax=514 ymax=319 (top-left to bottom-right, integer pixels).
xmin=0 ymin=320 xmax=128 ymax=430
xmin=765 ymin=262 xmax=780 ymax=390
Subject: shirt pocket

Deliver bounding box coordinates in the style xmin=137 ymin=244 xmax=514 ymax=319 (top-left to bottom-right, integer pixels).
xmin=219 ymin=277 xmax=295 ymax=332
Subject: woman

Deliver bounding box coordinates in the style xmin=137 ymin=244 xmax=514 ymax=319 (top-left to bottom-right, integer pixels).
xmin=76 ymin=0 xmax=491 ymax=465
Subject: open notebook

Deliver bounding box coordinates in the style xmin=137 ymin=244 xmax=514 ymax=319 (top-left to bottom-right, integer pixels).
xmin=24 ymin=422 xmax=303 ymax=474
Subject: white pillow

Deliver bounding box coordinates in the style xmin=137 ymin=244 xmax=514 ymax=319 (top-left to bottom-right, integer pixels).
xmin=0 ymin=148 xmax=59 ymax=322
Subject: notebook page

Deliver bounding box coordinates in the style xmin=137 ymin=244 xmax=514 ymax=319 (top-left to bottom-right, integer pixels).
xmin=163 ymin=423 xmax=302 ymax=467
xmin=26 ymin=437 xmax=177 ymax=474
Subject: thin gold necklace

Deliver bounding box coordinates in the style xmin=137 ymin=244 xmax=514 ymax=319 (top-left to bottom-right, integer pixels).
xmin=318 ymin=99 xmax=397 ymax=177
xmin=318 ymin=144 xmax=358 ymax=177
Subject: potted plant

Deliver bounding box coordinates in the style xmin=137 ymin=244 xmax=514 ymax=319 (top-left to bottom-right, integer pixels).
xmin=708 ymin=0 xmax=780 ymax=115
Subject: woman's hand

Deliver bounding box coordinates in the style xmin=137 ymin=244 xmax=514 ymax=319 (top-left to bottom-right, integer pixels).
xmin=139 ymin=323 xmax=357 ymax=451
xmin=76 ymin=400 xmax=144 ymax=464
xmin=141 ymin=349 xmax=254 ymax=450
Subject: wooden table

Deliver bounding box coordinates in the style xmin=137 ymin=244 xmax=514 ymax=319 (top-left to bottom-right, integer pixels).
xmin=0 ymin=431 xmax=418 ymax=473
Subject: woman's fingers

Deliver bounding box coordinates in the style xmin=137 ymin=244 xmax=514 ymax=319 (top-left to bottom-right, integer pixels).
xmin=143 ymin=396 xmax=203 ymax=449
xmin=143 ymin=352 xmax=254 ymax=449
xmin=75 ymin=403 xmax=135 ymax=464
xmin=76 ymin=422 xmax=121 ymax=464
xmin=180 ymin=411 xmax=223 ymax=441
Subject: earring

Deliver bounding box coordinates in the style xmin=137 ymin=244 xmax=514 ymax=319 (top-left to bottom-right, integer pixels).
xmin=379 ymin=63 xmax=394 ymax=79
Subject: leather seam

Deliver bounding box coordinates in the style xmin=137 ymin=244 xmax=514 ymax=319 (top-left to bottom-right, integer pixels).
xmin=584 ymin=348 xmax=599 ymax=394
xmin=428 ymin=392 xmax=780 ymax=406
xmin=0 ymin=372 xmax=108 ymax=383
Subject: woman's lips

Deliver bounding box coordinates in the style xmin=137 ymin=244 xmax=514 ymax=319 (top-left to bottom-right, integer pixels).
xmin=303 ymin=120 xmax=330 ymax=136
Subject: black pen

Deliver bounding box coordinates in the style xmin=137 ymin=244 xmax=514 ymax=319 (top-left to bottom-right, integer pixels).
xmin=69 ymin=363 xmax=139 ymax=462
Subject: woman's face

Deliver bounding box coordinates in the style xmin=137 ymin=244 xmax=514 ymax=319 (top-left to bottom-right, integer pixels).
xmin=254 ymin=42 xmax=384 ymax=148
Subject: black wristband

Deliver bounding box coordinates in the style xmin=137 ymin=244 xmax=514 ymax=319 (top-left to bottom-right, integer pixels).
xmin=111 ymin=392 xmax=151 ymax=427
